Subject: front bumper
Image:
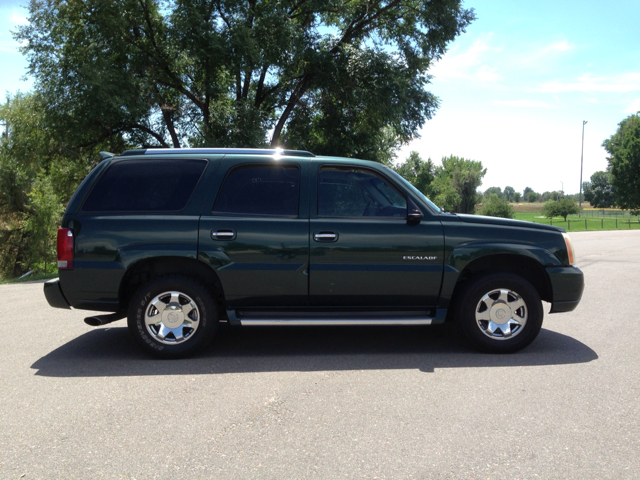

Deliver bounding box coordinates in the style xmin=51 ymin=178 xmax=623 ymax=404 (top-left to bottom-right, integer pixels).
xmin=546 ymin=266 xmax=584 ymax=313
xmin=43 ymin=278 xmax=71 ymax=309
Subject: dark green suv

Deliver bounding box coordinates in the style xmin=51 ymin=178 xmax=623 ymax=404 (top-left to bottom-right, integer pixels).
xmin=44 ymin=148 xmax=584 ymax=358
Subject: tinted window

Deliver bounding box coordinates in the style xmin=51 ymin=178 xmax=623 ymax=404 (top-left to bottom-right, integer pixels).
xmin=318 ymin=167 xmax=407 ymax=218
xmin=81 ymin=159 xmax=207 ymax=213
xmin=213 ymin=165 xmax=300 ymax=216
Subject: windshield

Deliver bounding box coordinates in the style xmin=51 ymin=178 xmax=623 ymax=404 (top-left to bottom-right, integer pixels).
xmin=384 ymin=167 xmax=442 ymax=214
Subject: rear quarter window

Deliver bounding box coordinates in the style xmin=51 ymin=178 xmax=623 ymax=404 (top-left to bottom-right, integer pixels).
xmin=81 ymin=159 xmax=207 ymax=213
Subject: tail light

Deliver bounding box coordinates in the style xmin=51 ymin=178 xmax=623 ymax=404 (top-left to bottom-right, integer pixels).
xmin=57 ymin=228 xmax=74 ymax=270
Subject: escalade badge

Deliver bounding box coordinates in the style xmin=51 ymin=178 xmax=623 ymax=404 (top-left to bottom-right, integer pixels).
xmin=403 ymin=255 xmax=437 ymax=261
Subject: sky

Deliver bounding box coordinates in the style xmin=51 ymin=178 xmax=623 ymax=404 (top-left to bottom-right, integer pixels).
xmin=1 ymin=0 xmax=639 ymax=195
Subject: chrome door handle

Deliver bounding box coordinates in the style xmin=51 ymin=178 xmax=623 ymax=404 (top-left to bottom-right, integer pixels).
xmin=314 ymin=231 xmax=338 ymax=242
xmin=211 ymin=229 xmax=236 ymax=241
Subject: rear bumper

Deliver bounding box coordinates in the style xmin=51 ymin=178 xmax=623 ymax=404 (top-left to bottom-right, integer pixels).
xmin=546 ymin=266 xmax=584 ymax=313
xmin=43 ymin=278 xmax=71 ymax=309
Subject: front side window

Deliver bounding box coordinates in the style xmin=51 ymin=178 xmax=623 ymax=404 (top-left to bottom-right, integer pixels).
xmin=213 ymin=165 xmax=300 ymax=216
xmin=318 ymin=167 xmax=407 ymax=218
xmin=81 ymin=159 xmax=207 ymax=213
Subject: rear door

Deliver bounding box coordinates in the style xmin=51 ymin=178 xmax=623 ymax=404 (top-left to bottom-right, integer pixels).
xmin=309 ymin=164 xmax=444 ymax=307
xmin=198 ymin=157 xmax=310 ymax=308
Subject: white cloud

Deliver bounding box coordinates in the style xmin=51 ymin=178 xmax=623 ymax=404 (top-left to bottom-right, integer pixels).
xmin=476 ymin=65 xmax=500 ymax=82
xmin=11 ymin=10 xmax=29 ymax=26
xmin=625 ymin=99 xmax=640 ymax=113
xmin=0 ymin=41 xmax=20 ymax=53
xmin=516 ymin=39 xmax=575 ymax=69
xmin=542 ymin=40 xmax=574 ymax=53
xmin=493 ymin=100 xmax=554 ymax=108
xmin=540 ymin=73 xmax=640 ymax=93
xmin=431 ymin=35 xmax=502 ymax=82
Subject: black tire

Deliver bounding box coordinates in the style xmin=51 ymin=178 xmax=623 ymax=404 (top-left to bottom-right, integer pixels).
xmin=455 ymin=273 xmax=543 ymax=353
xmin=127 ymin=276 xmax=219 ymax=359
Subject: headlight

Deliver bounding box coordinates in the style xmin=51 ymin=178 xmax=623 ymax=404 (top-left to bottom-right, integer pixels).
xmin=562 ymin=233 xmax=575 ymax=265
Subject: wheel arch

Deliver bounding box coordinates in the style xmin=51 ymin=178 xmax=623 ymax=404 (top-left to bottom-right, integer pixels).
xmin=446 ymin=253 xmax=553 ymax=317
xmin=118 ymin=256 xmax=227 ymax=316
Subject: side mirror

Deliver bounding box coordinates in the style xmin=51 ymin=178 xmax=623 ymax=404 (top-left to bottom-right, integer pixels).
xmin=407 ymin=198 xmax=424 ymax=225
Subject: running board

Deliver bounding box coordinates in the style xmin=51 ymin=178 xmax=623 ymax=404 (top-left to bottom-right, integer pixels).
xmin=240 ymin=318 xmax=433 ymax=326
xmin=226 ymin=309 xmax=435 ymax=326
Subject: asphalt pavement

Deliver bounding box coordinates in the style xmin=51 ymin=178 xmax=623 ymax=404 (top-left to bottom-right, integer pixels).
xmin=1 ymin=230 xmax=638 ymax=479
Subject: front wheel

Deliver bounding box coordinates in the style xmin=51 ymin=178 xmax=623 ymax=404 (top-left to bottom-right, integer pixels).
xmin=456 ymin=273 xmax=543 ymax=353
xmin=128 ymin=276 xmax=219 ymax=358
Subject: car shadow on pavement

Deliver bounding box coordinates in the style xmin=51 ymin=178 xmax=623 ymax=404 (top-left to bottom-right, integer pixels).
xmin=31 ymin=323 xmax=598 ymax=377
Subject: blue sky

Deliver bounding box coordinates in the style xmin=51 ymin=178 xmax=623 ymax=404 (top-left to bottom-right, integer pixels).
xmin=2 ymin=0 xmax=639 ymax=195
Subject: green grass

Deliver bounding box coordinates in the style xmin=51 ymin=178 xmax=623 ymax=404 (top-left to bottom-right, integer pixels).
xmin=0 ymin=272 xmax=58 ymax=285
xmin=514 ymin=213 xmax=640 ymax=232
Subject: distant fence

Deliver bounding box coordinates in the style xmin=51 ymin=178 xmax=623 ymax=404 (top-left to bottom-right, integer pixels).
xmin=533 ymin=216 xmax=640 ymax=231
xmin=580 ymin=209 xmax=639 ymax=219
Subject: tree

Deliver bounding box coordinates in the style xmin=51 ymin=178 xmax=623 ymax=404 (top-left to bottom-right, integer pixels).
xmin=541 ymin=191 xmax=560 ymax=202
xmin=512 ymin=191 xmax=522 ymax=203
xmin=0 ymin=92 xmax=114 ymax=277
xmin=432 ymin=155 xmax=486 ymax=213
xmin=542 ymin=198 xmax=580 ymax=221
xmin=602 ymin=113 xmax=640 ymax=212
xmin=483 ymin=186 xmax=502 ymax=199
xmin=480 ymin=194 xmax=514 ymax=219
xmin=526 ymin=190 xmax=539 ymax=203
xmin=583 ymin=170 xmax=617 ymax=208
xmin=17 ymin=0 xmax=475 ymax=159
xmin=503 ymin=186 xmax=515 ymax=202
xmin=393 ymin=151 xmax=435 ymax=195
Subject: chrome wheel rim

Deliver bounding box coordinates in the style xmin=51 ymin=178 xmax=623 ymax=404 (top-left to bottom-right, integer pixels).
xmin=475 ymin=288 xmax=528 ymax=340
xmin=145 ymin=291 xmax=200 ymax=345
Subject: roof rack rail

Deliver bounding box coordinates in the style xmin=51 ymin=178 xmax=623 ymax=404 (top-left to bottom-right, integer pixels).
xmin=119 ymin=148 xmax=315 ymax=157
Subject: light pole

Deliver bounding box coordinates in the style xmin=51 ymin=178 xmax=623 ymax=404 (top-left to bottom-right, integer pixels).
xmin=560 ymin=181 xmax=563 ymax=197
xmin=579 ymin=120 xmax=587 ymax=214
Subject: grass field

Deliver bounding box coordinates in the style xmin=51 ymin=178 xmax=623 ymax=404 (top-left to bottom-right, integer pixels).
xmin=514 ymin=212 xmax=640 ymax=232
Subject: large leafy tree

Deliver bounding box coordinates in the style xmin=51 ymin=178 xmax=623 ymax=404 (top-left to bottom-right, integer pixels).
xmin=432 ymin=155 xmax=486 ymax=213
xmin=503 ymin=186 xmax=515 ymax=202
xmin=393 ymin=151 xmax=435 ymax=195
xmin=483 ymin=186 xmax=502 ymax=198
xmin=17 ymin=0 xmax=475 ymax=158
xmin=583 ymin=170 xmax=617 ymax=208
xmin=602 ymin=113 xmax=640 ymax=211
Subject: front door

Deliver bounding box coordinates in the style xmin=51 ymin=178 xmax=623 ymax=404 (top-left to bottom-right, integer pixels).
xmin=309 ymin=165 xmax=444 ymax=307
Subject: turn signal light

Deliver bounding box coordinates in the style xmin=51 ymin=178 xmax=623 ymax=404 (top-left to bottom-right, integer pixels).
xmin=57 ymin=228 xmax=74 ymax=270
xmin=562 ymin=233 xmax=575 ymax=265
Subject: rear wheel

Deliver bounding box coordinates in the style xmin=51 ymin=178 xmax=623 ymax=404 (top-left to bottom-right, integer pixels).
xmin=456 ymin=273 xmax=543 ymax=353
xmin=128 ymin=276 xmax=218 ymax=358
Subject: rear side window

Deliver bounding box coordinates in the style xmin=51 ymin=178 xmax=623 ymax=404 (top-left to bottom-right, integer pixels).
xmin=81 ymin=159 xmax=207 ymax=213
xmin=213 ymin=165 xmax=300 ymax=216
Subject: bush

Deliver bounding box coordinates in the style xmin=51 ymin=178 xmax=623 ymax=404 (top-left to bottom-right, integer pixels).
xmin=480 ymin=194 xmax=515 ymax=218
xmin=21 ymin=175 xmax=65 ymax=274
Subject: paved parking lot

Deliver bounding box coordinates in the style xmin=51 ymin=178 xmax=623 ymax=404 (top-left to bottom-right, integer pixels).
xmin=1 ymin=230 xmax=638 ymax=479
